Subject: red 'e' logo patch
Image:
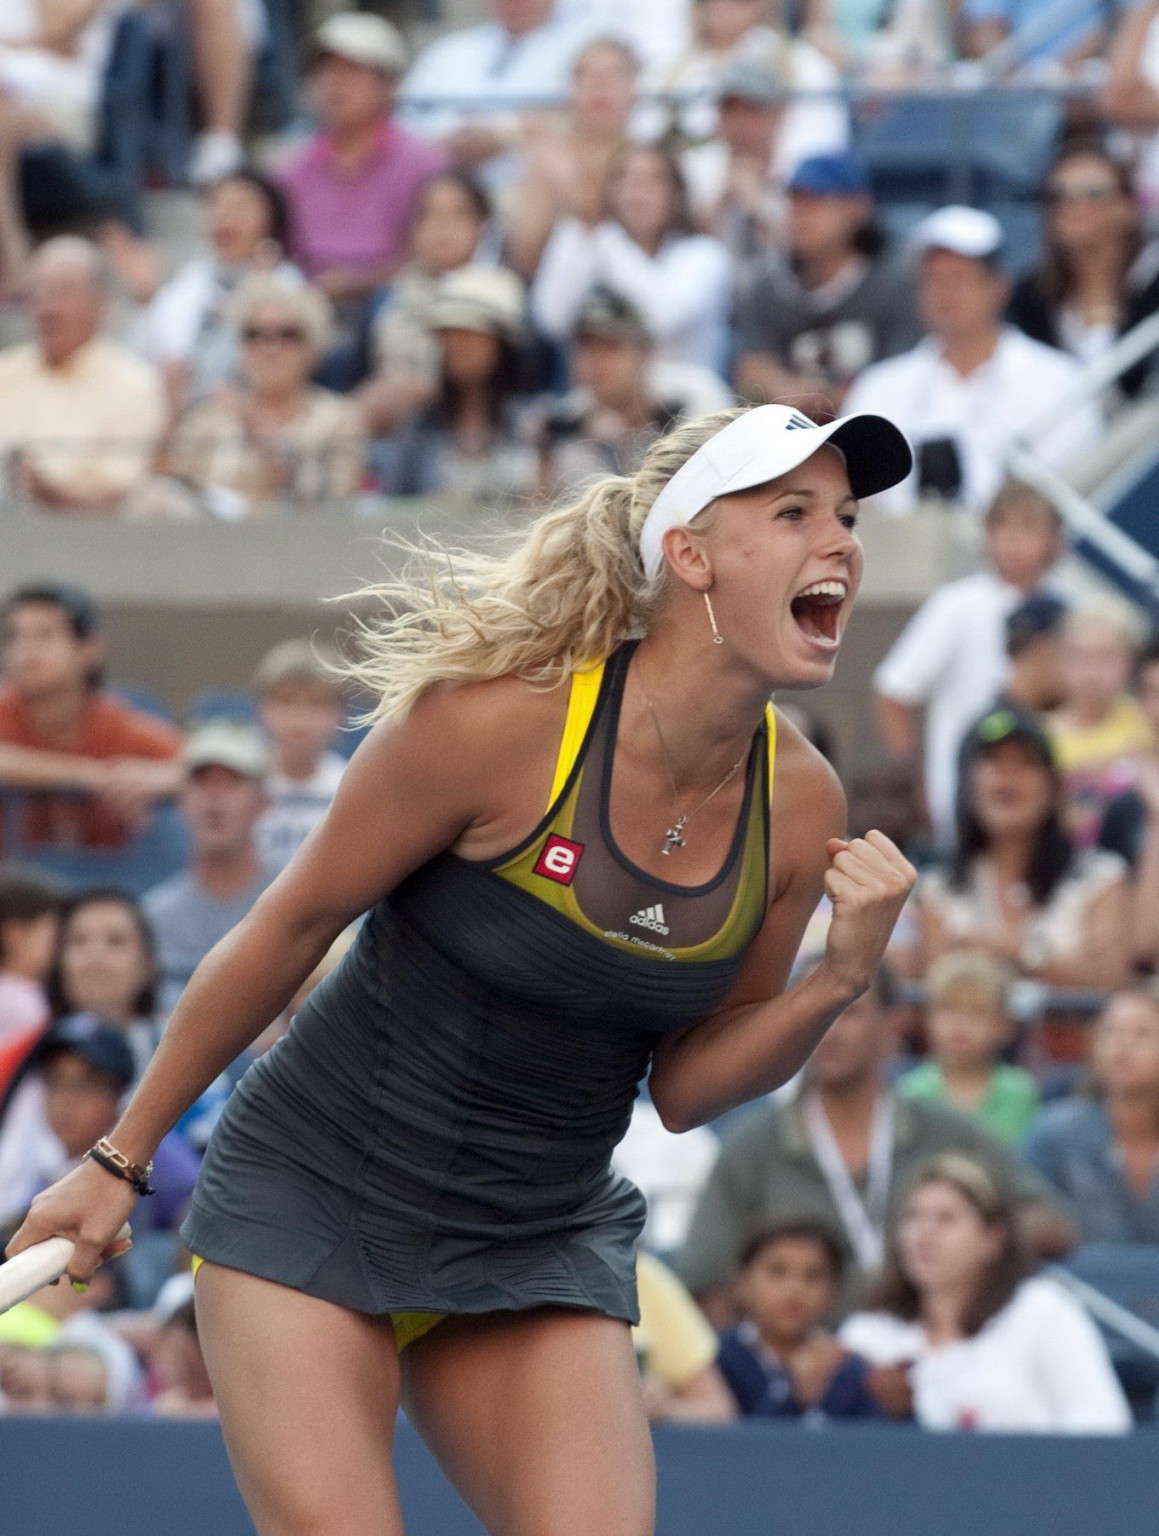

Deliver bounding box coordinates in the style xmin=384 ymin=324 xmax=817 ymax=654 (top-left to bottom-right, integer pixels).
xmin=533 ymin=834 xmax=584 ymax=886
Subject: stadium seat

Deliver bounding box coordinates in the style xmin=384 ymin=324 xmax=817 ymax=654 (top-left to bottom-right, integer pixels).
xmin=1060 ymin=1245 xmax=1159 ymax=1419
xmin=187 ymin=688 xmax=258 ymax=725
xmin=0 ymin=791 xmax=190 ymax=898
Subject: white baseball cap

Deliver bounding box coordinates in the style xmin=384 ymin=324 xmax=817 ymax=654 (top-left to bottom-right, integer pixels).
xmin=313 ymin=13 xmax=408 ymax=76
xmin=638 ymin=404 xmax=912 ymax=580
xmin=184 ymin=720 xmax=270 ymax=780
xmin=915 ymin=204 xmax=1004 ymax=261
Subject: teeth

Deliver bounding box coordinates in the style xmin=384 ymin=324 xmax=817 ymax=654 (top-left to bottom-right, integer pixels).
xmin=796 ymin=581 xmax=847 ymax=600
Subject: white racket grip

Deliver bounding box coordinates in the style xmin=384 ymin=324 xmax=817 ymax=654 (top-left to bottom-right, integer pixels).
xmin=0 ymin=1223 xmax=131 ymax=1315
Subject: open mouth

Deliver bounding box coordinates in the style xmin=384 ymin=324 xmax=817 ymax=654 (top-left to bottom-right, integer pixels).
xmin=790 ymin=580 xmax=846 ymax=651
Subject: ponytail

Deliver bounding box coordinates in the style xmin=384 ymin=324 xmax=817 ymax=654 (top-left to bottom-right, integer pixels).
xmin=339 ymin=407 xmax=745 ymax=720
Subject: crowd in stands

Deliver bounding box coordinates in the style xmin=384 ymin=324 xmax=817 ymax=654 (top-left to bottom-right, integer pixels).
xmin=1 ymin=0 xmax=1159 ymax=514
xmin=7 ymin=0 xmax=1159 ymax=1440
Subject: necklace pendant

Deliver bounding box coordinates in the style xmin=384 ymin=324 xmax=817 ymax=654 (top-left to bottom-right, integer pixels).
xmin=662 ymin=816 xmax=687 ymax=856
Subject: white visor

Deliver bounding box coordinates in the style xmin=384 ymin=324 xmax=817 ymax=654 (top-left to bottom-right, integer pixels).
xmin=638 ymin=404 xmax=913 ymax=580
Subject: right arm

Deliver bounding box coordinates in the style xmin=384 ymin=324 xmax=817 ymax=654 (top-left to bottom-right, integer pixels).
xmin=3 ymin=686 xmax=507 ymax=1282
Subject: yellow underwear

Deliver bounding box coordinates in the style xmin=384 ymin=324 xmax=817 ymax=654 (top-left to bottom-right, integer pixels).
xmin=189 ymin=1254 xmax=444 ymax=1352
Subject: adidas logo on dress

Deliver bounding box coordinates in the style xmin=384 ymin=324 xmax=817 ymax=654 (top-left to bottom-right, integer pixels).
xmin=629 ymin=904 xmax=669 ymax=935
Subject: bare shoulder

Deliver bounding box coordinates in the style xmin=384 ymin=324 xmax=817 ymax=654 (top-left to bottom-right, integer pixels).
xmin=354 ymin=671 xmax=571 ymax=857
xmin=771 ymin=705 xmax=847 ymax=830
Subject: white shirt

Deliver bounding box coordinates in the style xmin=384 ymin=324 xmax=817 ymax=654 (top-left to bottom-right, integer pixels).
xmin=254 ymin=750 xmax=347 ymax=874
xmin=840 ymin=1277 xmax=1132 ymax=1435
xmin=555 ymin=0 xmax=691 ymax=72
xmin=399 ymin=17 xmax=595 ymax=140
xmin=611 ymin=1099 xmax=719 ymax=1254
xmin=531 ymin=217 xmax=732 ymax=373
xmin=843 ymin=327 xmax=1101 ymax=516
xmin=873 ymin=569 xmax=1022 ymax=845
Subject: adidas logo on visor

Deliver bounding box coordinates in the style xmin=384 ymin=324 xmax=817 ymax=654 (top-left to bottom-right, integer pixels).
xmin=629 ymin=904 xmax=669 ymax=935
xmin=785 ymin=413 xmax=813 ymax=430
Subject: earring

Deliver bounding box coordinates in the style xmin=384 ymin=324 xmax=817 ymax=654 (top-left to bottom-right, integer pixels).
xmin=704 ymin=591 xmax=723 ymax=645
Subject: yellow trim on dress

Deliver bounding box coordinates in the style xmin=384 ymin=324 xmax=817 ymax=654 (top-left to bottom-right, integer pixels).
xmin=189 ymin=1254 xmax=445 ymax=1352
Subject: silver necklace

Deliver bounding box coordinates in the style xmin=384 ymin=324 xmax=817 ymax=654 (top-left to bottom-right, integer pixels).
xmin=638 ymin=675 xmax=746 ymax=855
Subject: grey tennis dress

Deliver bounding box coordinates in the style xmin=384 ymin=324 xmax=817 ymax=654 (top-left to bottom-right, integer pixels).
xmin=181 ymin=643 xmax=776 ymax=1327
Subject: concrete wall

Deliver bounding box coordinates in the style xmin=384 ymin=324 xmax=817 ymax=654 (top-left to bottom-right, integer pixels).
xmin=0 ymin=505 xmax=979 ymax=772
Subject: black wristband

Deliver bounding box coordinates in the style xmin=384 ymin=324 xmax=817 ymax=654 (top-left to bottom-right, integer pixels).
xmin=88 ymin=1146 xmax=155 ymax=1197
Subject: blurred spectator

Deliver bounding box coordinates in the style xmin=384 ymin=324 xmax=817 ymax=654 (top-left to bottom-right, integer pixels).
xmin=999 ymin=592 xmax=1069 ymax=715
xmin=1008 ymin=142 xmax=1159 ymax=391
xmin=46 ymin=889 xmax=160 ymax=1081
xmin=0 ymin=582 xmax=183 ymax=861
xmin=531 ymin=144 xmax=731 ymax=373
xmin=1103 ymin=0 xmax=1159 ymax=212
xmin=838 ymin=0 xmax=954 ymax=78
xmin=253 ymin=640 xmax=347 ymax=875
xmin=1046 ymin=598 xmax=1155 ymax=849
xmin=634 ymin=1249 xmax=736 ymax=1422
xmin=844 ymin=207 xmax=1100 ymax=516
xmin=899 ymin=950 xmax=1039 ymax=1145
xmin=613 ymin=1094 xmax=720 ymax=1256
xmin=845 ymin=761 xmax=930 ymax=863
xmin=142 ymin=722 xmax=273 ymax=1015
xmin=874 ymin=483 xmax=1063 ymax=847
xmin=1098 ymin=635 xmax=1159 ymax=866
xmin=160 ymin=275 xmax=365 ymax=519
xmin=151 ymin=1298 xmax=218 ymax=1418
xmin=0 ymin=238 xmax=168 ymax=512
xmin=400 ymin=0 xmax=594 ymax=175
xmin=1099 ymin=637 xmax=1159 ymax=967
xmin=0 ymin=865 xmax=59 ymax=1053
xmin=841 ymin=1153 xmax=1131 ymax=1433
xmin=717 ymin=1219 xmax=883 ymax=1419
xmin=1025 ymin=987 xmax=1159 ymax=1243
xmin=131 ymin=170 xmax=300 ymax=413
xmin=734 ymin=151 xmax=921 ymax=408
xmin=0 ymin=0 xmax=115 ymax=287
xmin=360 ymin=172 xmax=493 ymax=437
xmin=900 ymin=708 xmax=1131 ymax=992
xmin=278 ymin=15 xmax=447 ymax=310
xmin=0 ymin=1014 xmax=199 ymax=1237
xmin=506 ymin=37 xmax=638 ymax=279
xmin=47 ymin=1343 xmax=109 ymax=1413
xmin=961 ymin=0 xmax=1115 ymax=68
xmin=533 ymin=290 xmax=731 ymax=501
xmin=680 ymin=62 xmax=788 ymax=264
xmin=646 ymin=0 xmax=848 ymax=176
xmin=0 ymin=1343 xmax=52 ymax=1410
xmin=376 ymin=265 xmax=535 ymax=501
xmin=184 ymin=0 xmax=264 ymax=188
xmin=0 ymin=1257 xmax=142 ymax=1411
xmin=676 ymin=980 xmax=1072 ymax=1321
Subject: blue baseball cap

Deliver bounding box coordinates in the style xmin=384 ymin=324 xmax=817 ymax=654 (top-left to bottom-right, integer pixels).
xmin=35 ymin=1013 xmax=135 ymax=1089
xmin=789 ymin=152 xmax=871 ymax=198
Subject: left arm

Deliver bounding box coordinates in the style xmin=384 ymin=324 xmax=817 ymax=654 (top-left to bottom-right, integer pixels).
xmin=649 ymin=730 xmax=916 ymax=1133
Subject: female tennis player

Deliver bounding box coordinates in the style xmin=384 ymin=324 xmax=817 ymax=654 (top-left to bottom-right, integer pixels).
xmin=8 ymin=403 xmax=916 ymax=1536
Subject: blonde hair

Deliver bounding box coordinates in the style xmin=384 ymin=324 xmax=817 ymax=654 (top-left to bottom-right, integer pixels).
xmin=340 ymin=407 xmax=746 ymax=720
xmin=1062 ymin=594 xmax=1147 ymax=653
xmin=254 ymin=638 xmax=344 ymax=699
xmin=925 ymin=949 xmax=1014 ymax=1015
xmin=232 ymin=272 xmax=333 ymax=359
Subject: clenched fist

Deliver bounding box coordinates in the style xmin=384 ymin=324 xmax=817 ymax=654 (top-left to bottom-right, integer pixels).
xmin=822 ymin=830 xmax=916 ymax=997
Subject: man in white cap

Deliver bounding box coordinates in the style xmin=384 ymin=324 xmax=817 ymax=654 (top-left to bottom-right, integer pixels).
xmin=843 ymin=205 xmax=1100 ymax=516
xmin=277 ymin=14 xmax=448 ymax=309
xmin=143 ymin=721 xmax=275 ymax=1015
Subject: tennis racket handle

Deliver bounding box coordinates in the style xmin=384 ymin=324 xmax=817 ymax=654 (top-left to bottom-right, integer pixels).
xmin=0 ymin=1224 xmax=131 ymax=1315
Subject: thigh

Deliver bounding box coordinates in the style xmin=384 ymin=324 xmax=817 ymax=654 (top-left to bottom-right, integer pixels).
xmin=403 ymin=1309 xmax=655 ymax=1536
xmin=194 ymin=1260 xmax=405 ymax=1536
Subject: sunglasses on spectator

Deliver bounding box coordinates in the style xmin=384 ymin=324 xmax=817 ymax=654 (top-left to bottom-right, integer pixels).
xmin=1043 ymin=182 xmax=1122 ymax=205
xmin=242 ymin=324 xmax=307 ymax=344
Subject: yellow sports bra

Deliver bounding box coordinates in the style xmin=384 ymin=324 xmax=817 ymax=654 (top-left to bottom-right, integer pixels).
xmin=487 ymin=642 xmax=776 ymax=963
